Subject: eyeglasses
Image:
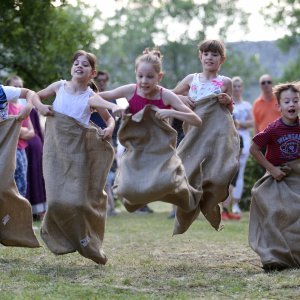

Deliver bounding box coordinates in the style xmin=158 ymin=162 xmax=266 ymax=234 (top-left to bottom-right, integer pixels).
xmin=261 ymin=80 xmax=272 ymax=85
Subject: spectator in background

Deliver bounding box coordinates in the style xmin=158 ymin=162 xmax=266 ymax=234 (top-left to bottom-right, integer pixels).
xmin=253 ymin=74 xmax=280 ymax=134
xmin=6 ymin=75 xmax=35 ymax=197
xmin=91 ymin=70 xmax=120 ymax=216
xmin=26 ymin=108 xmax=47 ymax=221
xmin=230 ymin=76 xmax=253 ymax=214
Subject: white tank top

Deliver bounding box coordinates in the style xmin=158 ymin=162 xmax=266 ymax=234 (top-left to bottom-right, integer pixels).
xmin=188 ymin=74 xmax=225 ymax=101
xmin=53 ymin=80 xmax=92 ymax=125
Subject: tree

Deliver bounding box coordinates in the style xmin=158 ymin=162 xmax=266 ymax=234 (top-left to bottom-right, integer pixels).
xmin=0 ymin=0 xmax=98 ymax=89
xmin=263 ymin=0 xmax=300 ymax=81
xmin=96 ymin=0 xmax=250 ymax=88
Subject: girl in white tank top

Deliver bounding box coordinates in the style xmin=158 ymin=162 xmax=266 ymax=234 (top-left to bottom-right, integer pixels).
xmin=33 ymin=50 xmax=123 ymax=140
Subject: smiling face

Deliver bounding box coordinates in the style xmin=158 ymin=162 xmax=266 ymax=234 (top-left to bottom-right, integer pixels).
xmin=71 ymin=54 xmax=96 ymax=82
xmin=278 ymin=88 xmax=300 ymax=125
xmin=135 ymin=62 xmax=163 ymax=97
xmin=199 ymin=50 xmax=224 ymax=73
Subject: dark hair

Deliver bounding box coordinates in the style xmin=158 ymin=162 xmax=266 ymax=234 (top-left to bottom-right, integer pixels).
xmin=95 ymin=70 xmax=110 ymax=82
xmin=273 ymin=82 xmax=300 ymax=104
xmin=135 ymin=47 xmax=163 ymax=73
xmin=198 ymin=39 xmax=226 ymax=60
xmin=73 ymin=50 xmax=97 ymax=71
xmin=5 ymin=75 xmax=23 ymax=87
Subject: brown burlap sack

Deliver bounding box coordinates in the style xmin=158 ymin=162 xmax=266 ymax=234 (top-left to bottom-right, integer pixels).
xmin=249 ymin=159 xmax=300 ymax=269
xmin=113 ymin=105 xmax=202 ymax=234
xmin=41 ymin=112 xmax=114 ymax=264
xmin=0 ymin=118 xmax=40 ymax=247
xmin=177 ymin=95 xmax=240 ymax=230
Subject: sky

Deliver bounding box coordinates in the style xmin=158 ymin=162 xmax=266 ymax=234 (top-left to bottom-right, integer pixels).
xmin=76 ymin=0 xmax=286 ymax=43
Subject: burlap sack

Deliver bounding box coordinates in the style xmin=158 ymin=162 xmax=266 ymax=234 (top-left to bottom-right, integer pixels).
xmin=177 ymin=95 xmax=240 ymax=230
xmin=41 ymin=112 xmax=114 ymax=264
xmin=249 ymin=159 xmax=300 ymax=269
xmin=113 ymin=105 xmax=202 ymax=234
xmin=0 ymin=118 xmax=40 ymax=247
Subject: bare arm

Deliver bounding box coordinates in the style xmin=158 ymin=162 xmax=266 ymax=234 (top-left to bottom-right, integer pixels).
xmin=172 ymin=74 xmax=195 ymax=109
xmin=218 ymin=77 xmax=233 ymax=112
xmin=238 ymin=110 xmax=254 ymax=129
xmin=19 ymin=118 xmax=35 ymax=140
xmin=250 ymin=142 xmax=286 ymax=181
xmin=94 ymin=108 xmax=116 ymax=141
xmin=156 ymin=89 xmax=202 ymax=127
xmin=99 ymin=84 xmax=135 ymax=102
xmin=35 ymin=81 xmax=61 ymax=116
xmin=17 ymin=88 xmax=35 ymax=121
xmin=89 ymin=93 xmax=125 ymax=117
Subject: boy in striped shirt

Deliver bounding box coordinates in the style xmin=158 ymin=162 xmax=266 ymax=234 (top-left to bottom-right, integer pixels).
xmin=250 ymin=82 xmax=300 ymax=179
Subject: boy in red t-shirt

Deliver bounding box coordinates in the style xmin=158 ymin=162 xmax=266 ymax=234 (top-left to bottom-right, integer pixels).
xmin=250 ymin=82 xmax=300 ymax=178
xmin=249 ymin=82 xmax=300 ymax=272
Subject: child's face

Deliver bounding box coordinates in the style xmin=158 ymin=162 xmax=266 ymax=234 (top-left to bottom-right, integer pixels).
xmin=232 ymin=81 xmax=243 ymax=98
xmin=135 ymin=62 xmax=163 ymax=96
xmin=278 ymin=89 xmax=300 ymax=124
xmin=199 ymin=51 xmax=224 ymax=72
xmin=71 ymin=55 xmax=96 ymax=81
xmin=9 ymin=79 xmax=23 ymax=88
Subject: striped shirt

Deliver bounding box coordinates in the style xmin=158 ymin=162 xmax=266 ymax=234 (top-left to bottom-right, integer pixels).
xmin=253 ymin=117 xmax=300 ymax=165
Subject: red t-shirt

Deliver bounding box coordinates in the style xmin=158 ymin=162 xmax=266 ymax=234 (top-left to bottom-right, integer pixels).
xmin=253 ymin=117 xmax=300 ymax=166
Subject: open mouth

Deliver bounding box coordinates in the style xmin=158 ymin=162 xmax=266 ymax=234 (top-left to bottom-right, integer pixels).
xmin=288 ymin=109 xmax=295 ymax=113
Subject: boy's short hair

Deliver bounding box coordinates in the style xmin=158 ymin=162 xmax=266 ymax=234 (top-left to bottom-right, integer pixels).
xmin=273 ymin=82 xmax=300 ymax=104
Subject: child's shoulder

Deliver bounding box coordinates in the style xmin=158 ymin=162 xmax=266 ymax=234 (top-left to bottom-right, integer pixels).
xmin=50 ymin=79 xmax=65 ymax=88
xmin=265 ymin=118 xmax=282 ymax=131
xmin=182 ymin=73 xmax=198 ymax=84
xmin=219 ymin=75 xmax=232 ymax=83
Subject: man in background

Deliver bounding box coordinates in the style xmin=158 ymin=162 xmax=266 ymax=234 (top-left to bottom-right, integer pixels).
xmin=252 ymin=74 xmax=280 ymax=134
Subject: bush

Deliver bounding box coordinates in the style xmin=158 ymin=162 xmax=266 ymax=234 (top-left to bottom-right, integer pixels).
xmin=240 ymin=156 xmax=265 ymax=211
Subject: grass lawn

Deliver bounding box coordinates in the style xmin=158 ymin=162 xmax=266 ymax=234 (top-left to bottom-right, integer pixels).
xmin=0 ymin=202 xmax=299 ymax=299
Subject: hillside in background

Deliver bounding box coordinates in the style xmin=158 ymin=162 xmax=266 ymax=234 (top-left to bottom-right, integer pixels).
xmin=230 ymin=40 xmax=299 ymax=103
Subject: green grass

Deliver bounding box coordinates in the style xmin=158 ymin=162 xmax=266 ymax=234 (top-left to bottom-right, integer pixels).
xmin=1 ymin=202 xmax=299 ymax=299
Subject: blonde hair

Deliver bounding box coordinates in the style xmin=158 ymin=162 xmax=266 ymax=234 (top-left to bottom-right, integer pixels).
xmin=232 ymin=76 xmax=243 ymax=85
xmin=135 ymin=47 xmax=163 ymax=73
xmin=198 ymin=39 xmax=226 ymax=60
xmin=273 ymin=82 xmax=300 ymax=104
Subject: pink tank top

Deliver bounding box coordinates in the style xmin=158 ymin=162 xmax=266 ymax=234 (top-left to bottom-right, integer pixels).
xmin=129 ymin=85 xmax=171 ymax=115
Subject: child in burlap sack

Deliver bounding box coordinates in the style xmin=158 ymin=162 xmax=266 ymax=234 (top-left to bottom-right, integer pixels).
xmin=172 ymin=39 xmax=240 ymax=231
xmin=100 ymin=48 xmax=203 ymax=234
xmin=100 ymin=48 xmax=202 ymax=127
xmin=249 ymin=82 xmax=300 ymax=271
xmin=0 ymin=82 xmax=41 ymax=248
xmin=32 ymin=50 xmax=124 ymax=264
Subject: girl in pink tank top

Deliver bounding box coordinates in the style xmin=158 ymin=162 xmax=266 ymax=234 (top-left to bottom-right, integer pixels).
xmin=129 ymin=84 xmax=171 ymax=115
xmin=99 ymin=47 xmax=202 ymax=219
xmin=100 ymin=48 xmax=202 ymax=127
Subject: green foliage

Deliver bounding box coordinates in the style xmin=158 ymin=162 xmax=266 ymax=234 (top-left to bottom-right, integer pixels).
xmin=262 ymin=0 xmax=300 ymax=82
xmin=0 ymin=0 xmax=98 ymax=90
xmin=241 ymin=156 xmax=265 ymax=210
xmin=97 ymin=0 xmax=250 ymax=88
